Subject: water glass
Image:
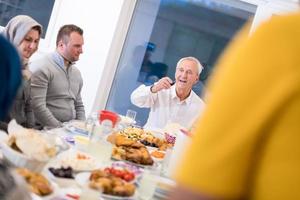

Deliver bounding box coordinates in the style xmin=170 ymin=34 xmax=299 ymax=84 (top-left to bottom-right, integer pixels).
xmin=79 ymin=186 xmax=100 ymax=200
xmin=126 ymin=109 xmax=137 ymax=121
xmin=160 ymin=148 xmax=173 ymax=177
xmin=138 ymin=170 xmax=158 ymax=200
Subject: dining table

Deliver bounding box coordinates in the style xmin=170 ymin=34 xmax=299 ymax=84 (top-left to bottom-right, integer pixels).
xmin=0 ymin=120 xmax=177 ymax=200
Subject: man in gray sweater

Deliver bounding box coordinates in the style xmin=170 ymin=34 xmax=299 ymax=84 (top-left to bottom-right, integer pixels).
xmin=31 ymin=24 xmax=86 ymax=129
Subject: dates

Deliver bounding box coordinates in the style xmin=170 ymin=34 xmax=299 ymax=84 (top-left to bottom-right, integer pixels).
xmin=49 ymin=167 xmax=74 ymax=179
xmin=140 ymin=139 xmax=158 ymax=148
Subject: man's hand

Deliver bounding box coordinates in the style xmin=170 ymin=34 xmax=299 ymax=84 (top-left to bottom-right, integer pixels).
xmin=151 ymin=77 xmax=173 ymax=93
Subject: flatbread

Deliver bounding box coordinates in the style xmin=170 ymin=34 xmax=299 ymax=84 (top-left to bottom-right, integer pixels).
xmin=7 ymin=120 xmax=56 ymax=161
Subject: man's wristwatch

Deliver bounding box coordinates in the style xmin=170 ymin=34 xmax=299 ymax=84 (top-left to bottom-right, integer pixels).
xmin=150 ymin=84 xmax=155 ymax=93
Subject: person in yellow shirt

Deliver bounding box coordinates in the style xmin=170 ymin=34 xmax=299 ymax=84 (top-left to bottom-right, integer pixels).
xmin=170 ymin=12 xmax=300 ymax=200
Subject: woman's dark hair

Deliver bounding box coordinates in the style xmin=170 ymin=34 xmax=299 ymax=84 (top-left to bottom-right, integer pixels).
xmin=32 ymin=25 xmax=42 ymax=36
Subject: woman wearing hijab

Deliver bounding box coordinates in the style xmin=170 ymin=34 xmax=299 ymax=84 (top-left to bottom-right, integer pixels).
xmin=0 ymin=35 xmax=31 ymax=200
xmin=0 ymin=15 xmax=43 ymax=130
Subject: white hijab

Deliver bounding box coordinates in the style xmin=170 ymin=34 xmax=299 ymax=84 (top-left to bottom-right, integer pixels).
xmin=2 ymin=15 xmax=42 ymax=79
xmin=2 ymin=15 xmax=42 ymax=47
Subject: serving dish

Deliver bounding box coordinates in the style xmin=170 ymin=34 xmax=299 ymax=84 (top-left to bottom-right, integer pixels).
xmin=0 ymin=131 xmax=54 ymax=172
xmin=75 ymin=171 xmax=138 ymax=199
xmin=49 ymin=149 xmax=101 ymax=172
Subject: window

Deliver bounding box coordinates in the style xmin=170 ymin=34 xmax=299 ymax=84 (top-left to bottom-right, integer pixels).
xmin=106 ymin=0 xmax=257 ymax=126
xmin=0 ymin=0 xmax=55 ymax=37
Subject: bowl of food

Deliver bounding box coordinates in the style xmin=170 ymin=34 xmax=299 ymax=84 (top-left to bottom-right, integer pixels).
xmin=1 ymin=141 xmax=48 ymax=172
xmin=15 ymin=168 xmax=54 ymax=197
xmin=0 ymin=120 xmax=57 ymax=172
xmin=47 ymin=166 xmax=76 ymax=187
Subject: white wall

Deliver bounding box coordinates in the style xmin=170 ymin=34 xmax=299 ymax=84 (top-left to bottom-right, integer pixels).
xmin=30 ymin=0 xmax=125 ymax=116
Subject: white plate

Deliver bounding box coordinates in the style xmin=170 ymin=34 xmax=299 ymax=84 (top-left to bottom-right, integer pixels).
xmin=111 ymin=156 xmax=160 ymax=170
xmin=0 ymin=141 xmax=48 ymax=172
xmin=149 ymin=150 xmax=165 ymax=163
xmin=75 ymin=171 xmax=91 ymax=186
xmin=56 ymin=187 xmax=82 ymax=199
xmin=64 ymin=121 xmax=89 ymax=136
xmin=143 ymin=128 xmax=165 ymax=140
xmin=111 ymin=161 xmax=143 ymax=178
xmin=101 ymin=193 xmax=137 ymax=200
xmin=49 ymin=149 xmax=102 ymax=172
xmin=46 ymin=168 xmax=77 ymax=188
xmin=75 ymin=163 xmax=140 ymax=184
xmin=119 ymin=115 xmax=136 ymax=125
xmin=75 ymin=172 xmax=138 ymax=200
xmin=30 ymin=181 xmax=59 ymax=200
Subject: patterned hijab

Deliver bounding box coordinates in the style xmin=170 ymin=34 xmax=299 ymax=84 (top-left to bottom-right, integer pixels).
xmin=0 ymin=36 xmax=22 ymax=120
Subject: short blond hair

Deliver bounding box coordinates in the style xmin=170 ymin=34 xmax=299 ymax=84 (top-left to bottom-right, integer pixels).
xmin=176 ymin=56 xmax=203 ymax=75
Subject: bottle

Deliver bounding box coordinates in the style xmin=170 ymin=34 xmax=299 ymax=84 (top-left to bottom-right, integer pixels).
xmin=85 ymin=112 xmax=97 ymax=137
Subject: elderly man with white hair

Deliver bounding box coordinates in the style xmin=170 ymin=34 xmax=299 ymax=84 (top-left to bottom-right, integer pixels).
xmin=131 ymin=56 xmax=205 ymax=130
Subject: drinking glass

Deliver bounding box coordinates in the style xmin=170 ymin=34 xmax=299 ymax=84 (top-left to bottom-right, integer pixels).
xmin=160 ymin=148 xmax=173 ymax=177
xmin=126 ymin=109 xmax=137 ymax=122
xmin=138 ymin=169 xmax=159 ymax=200
xmin=79 ymin=186 xmax=100 ymax=200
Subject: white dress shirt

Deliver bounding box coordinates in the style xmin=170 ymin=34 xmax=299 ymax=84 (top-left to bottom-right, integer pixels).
xmin=130 ymin=84 xmax=205 ymax=130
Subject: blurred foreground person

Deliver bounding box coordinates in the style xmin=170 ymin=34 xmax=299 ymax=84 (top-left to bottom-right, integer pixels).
xmin=170 ymin=12 xmax=300 ymax=200
xmin=0 ymin=15 xmax=42 ymax=130
xmin=0 ymin=36 xmax=31 ymax=200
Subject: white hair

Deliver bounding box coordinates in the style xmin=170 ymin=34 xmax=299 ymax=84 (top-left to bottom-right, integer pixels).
xmin=176 ymin=56 xmax=203 ymax=75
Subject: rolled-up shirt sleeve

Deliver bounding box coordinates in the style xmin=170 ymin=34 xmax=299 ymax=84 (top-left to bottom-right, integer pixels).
xmin=130 ymin=84 xmax=158 ymax=108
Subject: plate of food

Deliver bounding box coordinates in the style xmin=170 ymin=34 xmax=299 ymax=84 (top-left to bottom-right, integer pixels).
xmin=0 ymin=120 xmax=58 ymax=172
xmin=112 ymin=145 xmax=155 ymax=167
xmin=15 ymin=168 xmax=57 ymax=199
xmin=111 ymin=161 xmax=143 ymax=179
xmin=116 ymin=127 xmax=172 ymax=151
xmin=75 ymin=168 xmax=137 ymax=199
xmin=49 ymin=149 xmax=101 ymax=172
xmin=111 ymin=134 xmax=164 ymax=169
xmin=118 ymin=115 xmax=136 ymax=128
xmin=64 ymin=120 xmax=90 ymax=136
xmin=47 ymin=166 xmax=77 ymax=187
xmin=150 ymin=150 xmax=165 ymax=162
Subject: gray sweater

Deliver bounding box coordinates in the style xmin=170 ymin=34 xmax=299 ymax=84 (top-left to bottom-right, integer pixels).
xmin=31 ymin=52 xmax=85 ymax=128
